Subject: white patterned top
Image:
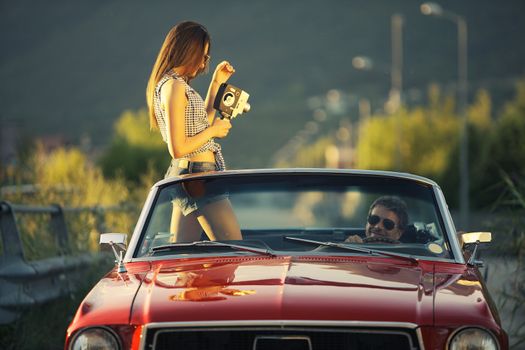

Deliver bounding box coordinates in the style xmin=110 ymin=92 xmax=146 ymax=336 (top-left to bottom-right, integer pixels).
xmin=154 ymin=71 xmax=226 ymax=170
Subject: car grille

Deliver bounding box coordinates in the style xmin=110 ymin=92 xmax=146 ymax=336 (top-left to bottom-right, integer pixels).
xmin=145 ymin=327 xmax=420 ymax=350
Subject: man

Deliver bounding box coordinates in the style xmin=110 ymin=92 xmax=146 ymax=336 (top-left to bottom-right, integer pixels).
xmin=345 ymin=196 xmax=408 ymax=244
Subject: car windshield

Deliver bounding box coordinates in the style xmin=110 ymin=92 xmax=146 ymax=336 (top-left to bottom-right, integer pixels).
xmin=136 ymin=173 xmax=452 ymax=260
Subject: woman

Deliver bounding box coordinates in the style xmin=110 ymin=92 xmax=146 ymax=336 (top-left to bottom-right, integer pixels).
xmin=146 ymin=21 xmax=242 ymax=242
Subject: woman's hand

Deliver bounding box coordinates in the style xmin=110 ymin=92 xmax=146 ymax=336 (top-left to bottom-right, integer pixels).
xmin=210 ymin=118 xmax=232 ymax=138
xmin=204 ymin=61 xmax=235 ymax=124
xmin=212 ymin=61 xmax=235 ymax=85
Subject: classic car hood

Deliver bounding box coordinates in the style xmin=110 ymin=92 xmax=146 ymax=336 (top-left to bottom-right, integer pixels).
xmin=67 ymin=261 xmax=151 ymax=330
xmin=130 ymin=255 xmax=436 ymax=325
xmin=432 ymin=264 xmax=503 ymax=330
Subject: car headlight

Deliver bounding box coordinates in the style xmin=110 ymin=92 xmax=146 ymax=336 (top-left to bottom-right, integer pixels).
xmin=449 ymin=327 xmax=498 ymax=350
xmin=70 ymin=327 xmax=120 ymax=350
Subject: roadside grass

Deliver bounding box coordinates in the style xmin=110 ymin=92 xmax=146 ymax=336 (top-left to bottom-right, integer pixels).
xmin=487 ymin=172 xmax=525 ymax=349
xmin=0 ymin=257 xmax=114 ymax=350
xmin=0 ymin=146 xmax=153 ymax=349
xmin=0 ymin=205 xmax=131 ymax=350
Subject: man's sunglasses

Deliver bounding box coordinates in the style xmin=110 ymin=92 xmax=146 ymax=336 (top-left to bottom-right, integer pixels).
xmin=367 ymin=215 xmax=397 ymax=231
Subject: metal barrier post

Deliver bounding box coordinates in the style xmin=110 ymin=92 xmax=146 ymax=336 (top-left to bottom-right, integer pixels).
xmin=0 ymin=201 xmax=26 ymax=262
xmin=50 ymin=204 xmax=70 ymax=255
xmin=94 ymin=206 xmax=107 ymax=234
xmin=0 ymin=201 xmax=36 ymax=324
xmin=0 ymin=200 xmax=127 ymax=325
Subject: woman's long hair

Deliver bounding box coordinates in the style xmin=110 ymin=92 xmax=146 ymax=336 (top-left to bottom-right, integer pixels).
xmin=146 ymin=21 xmax=210 ymax=130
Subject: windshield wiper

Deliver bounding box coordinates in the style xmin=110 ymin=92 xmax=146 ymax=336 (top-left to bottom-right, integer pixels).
xmin=284 ymin=236 xmax=418 ymax=264
xmin=150 ymin=240 xmax=276 ymax=257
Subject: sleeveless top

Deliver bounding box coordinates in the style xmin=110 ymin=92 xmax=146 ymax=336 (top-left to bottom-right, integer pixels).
xmin=153 ymin=71 xmax=226 ymax=170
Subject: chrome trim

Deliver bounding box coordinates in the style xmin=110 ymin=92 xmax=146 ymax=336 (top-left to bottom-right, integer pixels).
xmin=433 ymin=185 xmax=465 ymax=264
xmin=139 ymin=320 xmax=423 ymax=350
xmin=143 ymin=320 xmax=420 ymax=329
xmin=127 ymin=249 xmax=456 ymax=264
xmin=68 ymin=326 xmax=122 ymax=350
xmin=128 ymin=251 xmax=283 ymax=263
xmin=154 ymin=168 xmax=438 ymax=188
xmin=416 ymin=327 xmax=426 ymax=350
xmin=125 ymin=185 xmax=160 ymax=261
xmin=445 ymin=326 xmax=500 ymax=350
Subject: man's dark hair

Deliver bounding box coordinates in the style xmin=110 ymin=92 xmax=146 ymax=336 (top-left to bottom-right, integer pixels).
xmin=368 ymin=196 xmax=409 ymax=230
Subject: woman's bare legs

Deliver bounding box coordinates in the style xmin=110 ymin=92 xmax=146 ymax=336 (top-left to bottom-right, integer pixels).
xmin=170 ymin=205 xmax=203 ymax=243
xmin=197 ymin=199 xmax=242 ymax=241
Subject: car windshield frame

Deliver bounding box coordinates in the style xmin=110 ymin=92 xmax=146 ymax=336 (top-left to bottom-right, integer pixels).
xmin=127 ymin=170 xmax=461 ymax=263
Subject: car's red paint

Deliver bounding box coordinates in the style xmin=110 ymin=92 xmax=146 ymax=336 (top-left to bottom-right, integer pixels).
xmin=434 ymin=264 xmax=501 ymax=327
xmin=65 ymin=262 xmax=150 ymax=349
xmin=65 ymin=170 xmax=509 ymax=349
xmin=128 ymin=256 xmax=433 ymax=324
xmin=66 ymin=255 xmax=506 ymax=349
xmin=67 ymin=262 xmax=150 ymax=330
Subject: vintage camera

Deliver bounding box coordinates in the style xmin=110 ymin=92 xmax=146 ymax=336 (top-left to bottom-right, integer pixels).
xmin=213 ymin=83 xmax=251 ymax=119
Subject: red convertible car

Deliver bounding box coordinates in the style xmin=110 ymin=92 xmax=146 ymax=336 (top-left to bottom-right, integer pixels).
xmin=65 ymin=169 xmax=508 ymax=350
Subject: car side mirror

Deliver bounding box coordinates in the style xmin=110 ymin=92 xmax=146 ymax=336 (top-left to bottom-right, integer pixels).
xmin=458 ymin=231 xmax=492 ymax=248
xmin=100 ymin=233 xmax=127 ymax=245
xmin=100 ymin=233 xmax=128 ymax=273
xmin=458 ymin=231 xmax=492 ymax=267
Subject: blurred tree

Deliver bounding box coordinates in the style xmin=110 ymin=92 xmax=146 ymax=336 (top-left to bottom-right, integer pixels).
xmin=356 ymin=114 xmax=399 ymax=170
xmin=99 ymin=109 xmax=169 ymax=182
xmin=32 ymin=144 xmax=129 ymax=207
xmin=401 ymin=107 xmax=458 ymax=177
xmin=490 ymin=79 xmax=525 ymax=178
xmin=20 ymin=144 xmax=134 ymax=253
xmin=356 ymin=86 xmax=515 ymax=209
xmin=468 ymin=89 xmax=492 ymax=129
xmin=356 ymin=85 xmax=459 ymax=181
xmin=440 ymin=89 xmax=494 ymax=208
xmin=472 ymin=78 xmax=525 ymax=207
xmin=274 ymin=80 xmax=525 ymax=212
xmin=427 ymin=83 xmax=456 ymax=116
xmin=275 ymin=136 xmax=335 ymax=168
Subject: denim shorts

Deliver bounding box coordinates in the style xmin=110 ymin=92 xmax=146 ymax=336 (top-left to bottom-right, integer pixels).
xmin=165 ymin=159 xmax=228 ymax=216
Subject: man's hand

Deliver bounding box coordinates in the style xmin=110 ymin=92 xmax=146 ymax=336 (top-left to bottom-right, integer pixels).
xmin=344 ymin=235 xmax=364 ymax=243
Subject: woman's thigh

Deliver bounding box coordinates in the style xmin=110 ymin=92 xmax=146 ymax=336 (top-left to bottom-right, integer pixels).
xmin=196 ymin=199 xmax=242 ymax=241
xmin=170 ymin=205 xmax=202 ymax=242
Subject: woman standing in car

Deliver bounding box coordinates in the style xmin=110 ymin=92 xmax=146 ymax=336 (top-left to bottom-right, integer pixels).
xmin=146 ymin=21 xmax=242 ymax=242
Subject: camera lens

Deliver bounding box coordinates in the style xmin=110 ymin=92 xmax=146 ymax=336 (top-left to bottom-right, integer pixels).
xmin=223 ymin=92 xmax=235 ymax=107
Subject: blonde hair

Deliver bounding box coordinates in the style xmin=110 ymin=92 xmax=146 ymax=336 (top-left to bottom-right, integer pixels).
xmin=146 ymin=21 xmax=210 ymax=129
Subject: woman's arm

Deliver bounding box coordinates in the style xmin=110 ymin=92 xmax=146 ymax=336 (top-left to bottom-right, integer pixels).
xmin=162 ymin=79 xmax=231 ymax=158
xmin=204 ymin=80 xmax=221 ymax=124
xmin=204 ymin=61 xmax=236 ymax=124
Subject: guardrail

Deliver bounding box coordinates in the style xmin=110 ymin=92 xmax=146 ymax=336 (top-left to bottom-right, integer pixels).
xmin=0 ymin=201 xmax=130 ymax=324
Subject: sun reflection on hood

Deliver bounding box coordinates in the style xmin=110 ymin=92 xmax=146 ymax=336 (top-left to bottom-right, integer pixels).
xmin=152 ymin=262 xmax=257 ymax=302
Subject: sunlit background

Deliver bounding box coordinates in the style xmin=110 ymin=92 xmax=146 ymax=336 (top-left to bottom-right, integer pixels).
xmin=1 ymin=0 xmax=524 ymax=203
xmin=1 ymin=0 xmax=524 ymax=347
